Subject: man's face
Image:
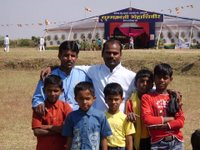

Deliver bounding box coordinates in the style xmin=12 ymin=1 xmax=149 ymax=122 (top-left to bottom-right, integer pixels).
xmin=102 ymin=43 xmax=121 ymax=71
xmin=58 ymin=50 xmax=78 ymax=70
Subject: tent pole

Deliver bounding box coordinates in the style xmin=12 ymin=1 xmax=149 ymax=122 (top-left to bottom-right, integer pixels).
xmin=68 ymin=23 xmax=73 ymax=40
xmin=189 ymin=20 xmax=194 ymax=48
xmin=92 ymin=18 xmax=98 ymax=40
xmin=156 ymin=22 xmax=163 ymax=49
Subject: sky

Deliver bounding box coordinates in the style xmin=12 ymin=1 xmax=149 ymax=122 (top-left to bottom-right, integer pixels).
xmin=0 ymin=0 xmax=199 ymax=39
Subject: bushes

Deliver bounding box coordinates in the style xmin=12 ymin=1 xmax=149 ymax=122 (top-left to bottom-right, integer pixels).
xmin=164 ymin=44 xmax=175 ymax=49
xmin=17 ymin=39 xmax=35 ymax=47
xmin=0 ymin=38 xmax=36 ymax=47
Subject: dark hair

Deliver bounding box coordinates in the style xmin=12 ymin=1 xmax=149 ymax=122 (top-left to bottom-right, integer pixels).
xmin=44 ymin=74 xmax=63 ymax=89
xmin=74 ymin=81 xmax=95 ymax=97
xmin=135 ymin=69 xmax=154 ymax=87
xmin=103 ymin=83 xmax=123 ymax=98
xmin=59 ymin=41 xmax=79 ymax=55
xmin=191 ymin=129 xmax=200 ymax=150
xmin=154 ymin=63 xmax=173 ymax=77
xmin=102 ymin=38 xmax=122 ymax=55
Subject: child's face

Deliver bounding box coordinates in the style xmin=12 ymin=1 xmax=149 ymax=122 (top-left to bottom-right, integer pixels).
xmin=105 ymin=95 xmax=123 ymax=114
xmin=136 ymin=76 xmax=153 ymax=95
xmin=154 ymin=74 xmax=173 ymax=92
xmin=75 ymin=90 xmax=95 ymax=112
xmin=44 ymin=84 xmax=62 ymax=104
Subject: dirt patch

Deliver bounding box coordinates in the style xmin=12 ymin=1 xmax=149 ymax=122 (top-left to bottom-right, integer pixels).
xmin=1 ymin=57 xmax=200 ymax=76
xmin=1 ymin=58 xmax=59 ymax=70
xmin=122 ymin=59 xmax=200 ymax=76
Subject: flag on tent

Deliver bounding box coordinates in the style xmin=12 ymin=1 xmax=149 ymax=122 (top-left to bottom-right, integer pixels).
xmin=85 ymin=7 xmax=92 ymax=12
xmin=17 ymin=24 xmax=22 ymax=27
xmin=45 ymin=19 xmax=50 ymax=25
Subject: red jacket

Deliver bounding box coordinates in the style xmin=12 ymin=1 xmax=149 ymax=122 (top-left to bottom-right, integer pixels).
xmin=141 ymin=92 xmax=184 ymax=143
xmin=32 ymin=100 xmax=72 ymax=150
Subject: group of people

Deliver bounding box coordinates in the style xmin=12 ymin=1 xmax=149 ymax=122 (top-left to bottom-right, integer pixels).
xmin=2 ymin=35 xmax=45 ymax=52
xmin=31 ymin=39 xmax=186 ymax=150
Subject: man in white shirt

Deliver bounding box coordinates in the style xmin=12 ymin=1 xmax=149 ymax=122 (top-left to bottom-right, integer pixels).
xmin=41 ymin=39 xmax=136 ymax=112
xmin=78 ymin=39 xmax=136 ymax=112
xmin=4 ymin=35 xmax=9 ymax=52
xmin=39 ymin=37 xmax=45 ymax=51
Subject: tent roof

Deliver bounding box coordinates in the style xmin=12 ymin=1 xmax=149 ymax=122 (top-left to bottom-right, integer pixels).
xmin=47 ymin=16 xmax=104 ymax=31
xmin=47 ymin=7 xmax=200 ymax=31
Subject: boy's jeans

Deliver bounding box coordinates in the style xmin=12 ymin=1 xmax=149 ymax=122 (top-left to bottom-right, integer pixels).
xmin=151 ymin=138 xmax=184 ymax=150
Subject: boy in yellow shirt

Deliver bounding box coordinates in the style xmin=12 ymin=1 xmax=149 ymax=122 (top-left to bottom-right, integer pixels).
xmin=104 ymin=83 xmax=135 ymax=150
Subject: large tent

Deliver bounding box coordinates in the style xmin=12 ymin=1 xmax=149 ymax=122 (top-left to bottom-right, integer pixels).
xmin=45 ymin=7 xmax=200 ymax=49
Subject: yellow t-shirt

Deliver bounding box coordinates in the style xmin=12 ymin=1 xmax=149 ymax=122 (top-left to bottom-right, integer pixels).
xmin=129 ymin=92 xmax=150 ymax=150
xmin=105 ymin=111 xmax=135 ymax=147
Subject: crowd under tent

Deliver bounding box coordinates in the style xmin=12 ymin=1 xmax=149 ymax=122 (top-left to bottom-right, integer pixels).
xmin=45 ymin=7 xmax=200 ymax=49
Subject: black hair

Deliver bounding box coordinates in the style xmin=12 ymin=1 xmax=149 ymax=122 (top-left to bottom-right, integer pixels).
xmin=59 ymin=40 xmax=79 ymax=55
xmin=103 ymin=83 xmax=123 ymax=98
xmin=154 ymin=63 xmax=173 ymax=77
xmin=134 ymin=69 xmax=154 ymax=87
xmin=102 ymin=38 xmax=123 ymax=55
xmin=191 ymin=129 xmax=200 ymax=150
xmin=44 ymin=74 xmax=63 ymax=89
xmin=74 ymin=81 xmax=95 ymax=97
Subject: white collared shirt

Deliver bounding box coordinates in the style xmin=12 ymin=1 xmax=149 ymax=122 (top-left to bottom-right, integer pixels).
xmin=77 ymin=63 xmax=136 ymax=112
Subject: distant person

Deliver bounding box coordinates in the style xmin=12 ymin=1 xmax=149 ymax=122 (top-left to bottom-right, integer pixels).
xmin=126 ymin=69 xmax=153 ymax=150
xmin=141 ymin=63 xmax=185 ymax=149
xmin=39 ymin=37 xmax=45 ymax=51
xmin=191 ymin=129 xmax=200 ymax=150
xmin=103 ymin=38 xmax=106 ymax=44
xmin=32 ymin=41 xmax=90 ymax=115
xmin=40 ymin=39 xmax=136 ymax=113
xmin=129 ymin=37 xmax=134 ymax=49
xmin=62 ymin=81 xmax=112 ymax=150
xmin=196 ymin=41 xmax=200 ymax=49
xmin=97 ymin=38 xmax=102 ymax=50
xmin=104 ymin=83 xmax=135 ymax=150
xmin=32 ymin=75 xmax=72 ymax=150
xmin=4 ymin=35 xmax=9 ymax=52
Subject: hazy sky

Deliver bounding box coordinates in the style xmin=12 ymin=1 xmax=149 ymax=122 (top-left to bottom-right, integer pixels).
xmin=0 ymin=0 xmax=199 ymax=39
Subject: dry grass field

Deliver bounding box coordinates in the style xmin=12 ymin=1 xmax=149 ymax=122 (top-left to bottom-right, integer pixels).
xmin=0 ymin=48 xmax=200 ymax=149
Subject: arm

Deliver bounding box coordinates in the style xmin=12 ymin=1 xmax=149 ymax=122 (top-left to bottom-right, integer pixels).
xmin=163 ymin=116 xmax=175 ymax=123
xmin=167 ymin=108 xmax=185 ymax=130
xmin=32 ymin=80 xmax=46 ymax=115
xmin=101 ymin=137 xmax=108 ymax=150
xmin=141 ymin=95 xmax=163 ymax=125
xmin=48 ymin=125 xmax=63 ymax=133
xmin=126 ymin=134 xmax=133 ymax=150
xmin=65 ymin=137 xmax=72 ymax=150
xmin=40 ymin=66 xmax=59 ymax=80
xmin=74 ymin=65 xmax=91 ymax=76
xmin=33 ymin=127 xmax=56 ymax=136
xmin=33 ymin=104 xmax=45 ymax=116
xmin=33 ymin=124 xmax=64 ymax=136
xmin=125 ymin=100 xmax=137 ymax=122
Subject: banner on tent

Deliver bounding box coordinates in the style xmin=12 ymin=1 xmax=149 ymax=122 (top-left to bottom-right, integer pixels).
xmin=99 ymin=7 xmax=163 ymax=23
